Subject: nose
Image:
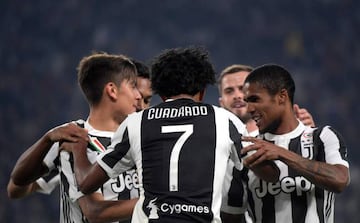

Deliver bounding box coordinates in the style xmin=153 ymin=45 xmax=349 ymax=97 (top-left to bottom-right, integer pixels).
xmin=135 ymin=88 xmax=142 ymax=99
xmin=234 ymin=89 xmax=244 ymax=99
xmin=246 ymin=102 xmax=255 ymax=114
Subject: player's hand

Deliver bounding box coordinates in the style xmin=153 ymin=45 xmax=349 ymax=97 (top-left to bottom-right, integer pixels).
xmin=241 ymin=136 xmax=282 ymax=168
xmin=60 ymin=137 xmax=89 ymax=153
xmin=293 ymin=104 xmax=315 ymax=127
xmin=46 ymin=122 xmax=88 ymax=143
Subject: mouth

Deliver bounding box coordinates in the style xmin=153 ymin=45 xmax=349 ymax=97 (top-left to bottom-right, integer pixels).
xmin=252 ymin=114 xmax=261 ymax=126
xmin=135 ymin=105 xmax=142 ymax=112
xmin=231 ymin=101 xmax=247 ymax=109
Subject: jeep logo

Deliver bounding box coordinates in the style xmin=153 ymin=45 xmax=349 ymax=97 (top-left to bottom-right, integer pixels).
xmin=255 ymin=176 xmax=314 ymax=198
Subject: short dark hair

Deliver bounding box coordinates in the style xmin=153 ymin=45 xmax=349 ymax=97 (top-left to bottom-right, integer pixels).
xmin=245 ymin=64 xmax=296 ymax=104
xmin=77 ymin=52 xmax=137 ymax=105
xmin=130 ymin=59 xmax=150 ymax=79
xmin=150 ymin=46 xmax=216 ymax=97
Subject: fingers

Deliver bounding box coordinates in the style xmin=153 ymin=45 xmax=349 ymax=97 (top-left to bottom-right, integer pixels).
xmin=49 ymin=123 xmax=88 ymax=143
xmin=60 ymin=137 xmax=88 ymax=153
xmin=243 ymin=150 xmax=267 ymax=168
xmin=293 ymin=104 xmax=315 ymax=127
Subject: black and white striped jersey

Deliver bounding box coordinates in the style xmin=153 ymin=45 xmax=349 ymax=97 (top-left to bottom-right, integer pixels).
xmin=43 ymin=120 xmax=139 ymax=223
xmin=245 ymin=122 xmax=349 ymax=223
xmin=36 ymin=168 xmax=60 ymax=194
xmin=97 ymin=98 xmax=248 ymax=223
xmin=36 ymin=142 xmax=61 ymax=194
xmin=221 ymin=130 xmax=258 ymax=223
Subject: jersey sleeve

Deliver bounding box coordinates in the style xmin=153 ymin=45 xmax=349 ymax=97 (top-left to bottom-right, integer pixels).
xmin=97 ymin=118 xmax=135 ymax=179
xmin=36 ymin=168 xmax=60 ymax=194
xmin=43 ymin=143 xmax=60 ymax=171
xmin=320 ymin=126 xmax=349 ymax=167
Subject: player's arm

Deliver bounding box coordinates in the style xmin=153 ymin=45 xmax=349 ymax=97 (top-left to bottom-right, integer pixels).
xmin=7 ymin=180 xmax=41 ymax=199
xmin=8 ymin=122 xmax=87 ymax=199
xmin=61 ymin=138 xmax=110 ymax=194
xmin=241 ymin=135 xmax=349 ymax=193
xmin=78 ymin=193 xmax=138 ymax=223
xmin=10 ymin=122 xmax=87 ymax=186
xmin=250 ymin=160 xmax=280 ymax=183
xmin=276 ymin=150 xmax=349 ymax=193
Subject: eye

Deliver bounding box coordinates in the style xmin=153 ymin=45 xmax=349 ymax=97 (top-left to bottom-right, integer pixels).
xmin=224 ymin=88 xmax=233 ymax=94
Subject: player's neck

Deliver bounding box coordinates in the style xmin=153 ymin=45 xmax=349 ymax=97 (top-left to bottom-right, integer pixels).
xmin=87 ymin=108 xmax=122 ymax=132
xmin=163 ymin=91 xmax=204 ymax=102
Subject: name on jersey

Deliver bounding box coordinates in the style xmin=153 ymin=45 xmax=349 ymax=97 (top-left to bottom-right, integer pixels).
xmin=147 ymin=106 xmax=208 ymax=120
xmin=255 ymin=176 xmax=314 ymax=198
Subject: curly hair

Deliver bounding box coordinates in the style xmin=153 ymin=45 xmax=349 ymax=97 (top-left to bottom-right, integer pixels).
xmin=150 ymin=46 xmax=216 ymax=97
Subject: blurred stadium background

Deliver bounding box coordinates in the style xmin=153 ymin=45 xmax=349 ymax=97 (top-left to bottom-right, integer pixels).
xmin=1 ymin=0 xmax=359 ymax=222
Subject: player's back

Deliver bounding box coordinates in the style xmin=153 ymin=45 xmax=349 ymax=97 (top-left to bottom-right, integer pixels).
xmin=127 ymin=98 xmax=247 ymax=223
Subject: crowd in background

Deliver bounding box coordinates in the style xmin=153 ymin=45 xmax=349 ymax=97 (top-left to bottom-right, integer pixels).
xmin=1 ymin=0 xmax=359 ymax=222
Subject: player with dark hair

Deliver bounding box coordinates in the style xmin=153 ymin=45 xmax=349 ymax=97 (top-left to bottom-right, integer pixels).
xmin=61 ymin=46 xmax=279 ymax=223
xmin=8 ymin=52 xmax=142 ymax=223
xmin=130 ymin=59 xmax=152 ymax=111
xmin=218 ymin=64 xmax=316 ymax=223
xmin=241 ymin=64 xmax=350 ymax=223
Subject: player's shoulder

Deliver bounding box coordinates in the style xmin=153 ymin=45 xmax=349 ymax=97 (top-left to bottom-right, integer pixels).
xmin=212 ymin=105 xmax=247 ymax=128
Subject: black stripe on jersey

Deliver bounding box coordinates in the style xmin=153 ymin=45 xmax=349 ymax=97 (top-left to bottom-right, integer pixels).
xmin=42 ymin=167 xmax=59 ymax=182
xmin=227 ymin=167 xmax=245 ymax=207
xmin=60 ymin=174 xmax=71 ymax=223
xmin=102 ymin=128 xmax=130 ymax=168
xmin=229 ymin=120 xmax=244 ymax=159
xmin=315 ymin=187 xmax=325 ymax=223
xmin=313 ymin=127 xmax=326 ymax=162
xmin=325 ymin=192 xmax=334 ymax=218
xmin=327 ymin=126 xmax=348 ymax=160
xmin=288 ymin=137 xmax=308 ymax=223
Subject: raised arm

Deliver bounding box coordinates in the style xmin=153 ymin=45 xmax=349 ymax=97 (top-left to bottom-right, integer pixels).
xmin=8 ymin=122 xmax=87 ymax=198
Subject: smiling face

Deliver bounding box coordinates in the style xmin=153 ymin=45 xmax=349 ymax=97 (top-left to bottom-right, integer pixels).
xmin=219 ymin=71 xmax=252 ymax=123
xmin=243 ymin=82 xmax=284 ymax=134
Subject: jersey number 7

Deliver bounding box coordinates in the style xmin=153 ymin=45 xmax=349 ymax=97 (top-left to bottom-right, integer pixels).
xmin=161 ymin=124 xmax=194 ymax=192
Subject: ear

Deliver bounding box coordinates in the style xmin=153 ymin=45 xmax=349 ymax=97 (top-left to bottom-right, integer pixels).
xmin=105 ymin=82 xmax=118 ymax=101
xmin=278 ymin=88 xmax=288 ymax=105
xmin=219 ymin=97 xmax=224 ymax=107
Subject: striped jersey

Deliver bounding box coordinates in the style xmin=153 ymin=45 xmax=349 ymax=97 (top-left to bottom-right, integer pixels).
xmin=43 ymin=120 xmax=139 ymax=223
xmin=97 ymin=98 xmax=248 ymax=223
xmin=221 ymin=130 xmax=258 ymax=223
xmin=245 ymin=122 xmax=349 ymax=223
